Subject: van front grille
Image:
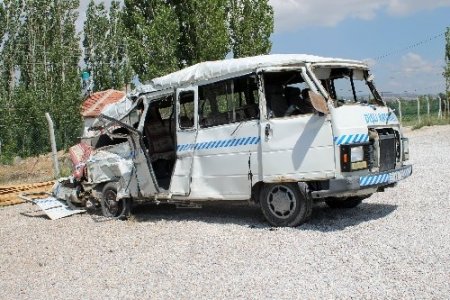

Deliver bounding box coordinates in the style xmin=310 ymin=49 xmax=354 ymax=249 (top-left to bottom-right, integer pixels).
xmin=379 ymin=133 xmax=396 ymax=172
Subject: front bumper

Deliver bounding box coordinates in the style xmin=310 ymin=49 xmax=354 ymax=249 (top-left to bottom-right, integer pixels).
xmin=310 ymin=164 xmax=412 ymax=199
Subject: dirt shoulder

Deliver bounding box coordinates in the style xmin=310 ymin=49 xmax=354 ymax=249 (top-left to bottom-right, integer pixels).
xmin=0 ymin=151 xmax=70 ymax=185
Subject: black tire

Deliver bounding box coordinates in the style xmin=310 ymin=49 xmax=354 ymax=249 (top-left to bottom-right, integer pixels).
xmin=100 ymin=182 xmax=131 ymax=220
xmin=325 ymin=196 xmax=366 ymax=209
xmin=260 ymin=182 xmax=312 ymax=227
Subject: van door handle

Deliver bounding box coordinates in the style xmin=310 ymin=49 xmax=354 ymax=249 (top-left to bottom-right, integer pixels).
xmin=265 ymin=124 xmax=271 ymax=138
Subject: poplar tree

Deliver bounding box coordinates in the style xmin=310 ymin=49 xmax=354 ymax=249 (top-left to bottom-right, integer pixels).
xmin=2 ymin=0 xmax=82 ymax=158
xmin=45 ymin=0 xmax=81 ymax=149
xmin=0 ymin=0 xmax=24 ymax=101
xmin=106 ymin=1 xmax=133 ymax=90
xmin=445 ymin=27 xmax=450 ymax=100
xmin=123 ymin=0 xmax=179 ymax=82
xmin=122 ymin=0 xmax=273 ymax=82
xmin=84 ymin=0 xmax=132 ymax=91
xmin=0 ymin=0 xmax=25 ymax=161
xmin=229 ymin=0 xmax=274 ymax=58
xmin=84 ymin=0 xmax=109 ymax=91
xmin=173 ymin=0 xmax=230 ymax=67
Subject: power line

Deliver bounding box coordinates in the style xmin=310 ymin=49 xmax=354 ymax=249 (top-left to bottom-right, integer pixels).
xmin=374 ymin=32 xmax=445 ymax=61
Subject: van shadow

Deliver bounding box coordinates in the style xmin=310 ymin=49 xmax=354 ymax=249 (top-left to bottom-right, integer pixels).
xmin=131 ymin=201 xmax=398 ymax=232
xmin=131 ymin=202 xmax=263 ymax=227
xmin=300 ymin=202 xmax=398 ymax=232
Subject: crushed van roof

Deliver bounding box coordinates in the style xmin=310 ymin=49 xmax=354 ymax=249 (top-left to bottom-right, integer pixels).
xmin=139 ymin=54 xmax=366 ymax=92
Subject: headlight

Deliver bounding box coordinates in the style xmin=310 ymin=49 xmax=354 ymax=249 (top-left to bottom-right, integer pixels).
xmin=341 ymin=145 xmax=368 ymax=172
xmin=351 ymin=146 xmax=364 ymax=162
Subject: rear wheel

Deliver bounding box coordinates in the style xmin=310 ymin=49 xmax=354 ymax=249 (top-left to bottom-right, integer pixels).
xmin=325 ymin=195 xmax=369 ymax=209
xmin=101 ymin=183 xmax=131 ymax=220
xmin=260 ymin=182 xmax=312 ymax=227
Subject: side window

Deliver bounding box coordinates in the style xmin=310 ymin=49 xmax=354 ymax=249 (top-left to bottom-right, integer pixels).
xmin=264 ymin=71 xmax=314 ymax=118
xmin=178 ymin=91 xmax=195 ymax=129
xmin=198 ymin=74 xmax=259 ymax=128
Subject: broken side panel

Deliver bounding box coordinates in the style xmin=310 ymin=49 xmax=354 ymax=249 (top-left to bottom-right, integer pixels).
xmin=129 ymin=133 xmax=160 ymax=198
xmin=86 ymin=141 xmax=141 ymax=199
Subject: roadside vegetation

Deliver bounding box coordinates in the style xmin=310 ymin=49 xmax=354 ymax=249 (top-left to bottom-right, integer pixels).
xmin=0 ymin=0 xmax=274 ymax=164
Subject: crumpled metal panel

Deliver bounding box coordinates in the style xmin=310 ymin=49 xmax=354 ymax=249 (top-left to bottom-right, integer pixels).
xmin=52 ymin=179 xmax=76 ymax=202
xmin=34 ymin=197 xmax=85 ymax=220
xmin=87 ymin=142 xmax=136 ymax=199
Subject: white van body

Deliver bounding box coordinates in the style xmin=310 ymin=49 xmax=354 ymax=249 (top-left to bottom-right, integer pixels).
xmin=70 ymin=54 xmax=412 ymax=226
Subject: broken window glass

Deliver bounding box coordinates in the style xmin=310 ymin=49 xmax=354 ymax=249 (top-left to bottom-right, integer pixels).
xmin=263 ymin=71 xmax=313 ymax=118
xmin=198 ymin=74 xmax=260 ymax=128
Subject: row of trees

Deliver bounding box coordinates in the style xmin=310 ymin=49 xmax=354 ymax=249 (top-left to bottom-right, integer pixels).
xmin=0 ymin=0 xmax=274 ymax=163
xmin=85 ymin=0 xmax=273 ymax=89
xmin=445 ymin=27 xmax=450 ymax=100
xmin=0 ymin=0 xmax=81 ymax=162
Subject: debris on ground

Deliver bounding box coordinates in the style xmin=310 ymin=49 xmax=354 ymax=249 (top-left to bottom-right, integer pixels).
xmin=18 ymin=192 xmax=85 ymax=220
xmin=0 ymin=181 xmax=54 ymax=207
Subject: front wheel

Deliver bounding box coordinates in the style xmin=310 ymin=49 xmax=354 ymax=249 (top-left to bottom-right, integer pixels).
xmin=100 ymin=183 xmax=131 ymax=220
xmin=260 ymin=182 xmax=312 ymax=227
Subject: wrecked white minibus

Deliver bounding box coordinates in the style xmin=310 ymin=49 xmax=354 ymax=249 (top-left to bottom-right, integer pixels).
xmin=56 ymin=54 xmax=412 ymax=227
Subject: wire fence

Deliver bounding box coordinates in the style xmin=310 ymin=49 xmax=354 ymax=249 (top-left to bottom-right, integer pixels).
xmin=385 ymin=96 xmax=450 ymax=127
xmin=0 ymin=113 xmax=76 ymax=185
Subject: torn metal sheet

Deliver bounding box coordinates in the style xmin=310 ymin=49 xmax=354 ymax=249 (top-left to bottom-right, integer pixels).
xmin=87 ymin=142 xmax=137 ymax=199
xmin=33 ymin=197 xmax=85 ymax=220
xmin=91 ymin=96 xmax=135 ymax=129
xmin=52 ymin=179 xmax=77 ymax=202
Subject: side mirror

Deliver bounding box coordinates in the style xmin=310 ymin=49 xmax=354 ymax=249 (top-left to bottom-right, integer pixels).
xmin=308 ymin=91 xmax=330 ymax=115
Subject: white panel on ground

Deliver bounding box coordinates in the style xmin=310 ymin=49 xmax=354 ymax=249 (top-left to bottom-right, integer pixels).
xmin=34 ymin=197 xmax=85 ymax=220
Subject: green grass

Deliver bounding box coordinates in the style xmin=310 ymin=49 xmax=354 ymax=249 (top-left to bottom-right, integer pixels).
xmin=386 ymin=98 xmax=450 ymax=129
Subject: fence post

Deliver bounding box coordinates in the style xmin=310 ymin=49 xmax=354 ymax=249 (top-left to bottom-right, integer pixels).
xmin=447 ymin=99 xmax=450 ymax=119
xmin=426 ymin=96 xmax=430 ymax=118
xmin=45 ymin=112 xmax=60 ymax=179
xmin=438 ymin=96 xmax=442 ymax=119
xmin=396 ymin=98 xmax=402 ymax=124
xmin=417 ymin=97 xmax=421 ymax=124
xmin=444 ymin=100 xmax=448 ymax=119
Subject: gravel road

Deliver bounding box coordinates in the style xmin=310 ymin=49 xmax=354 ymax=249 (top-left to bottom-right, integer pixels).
xmin=1 ymin=125 xmax=449 ymax=299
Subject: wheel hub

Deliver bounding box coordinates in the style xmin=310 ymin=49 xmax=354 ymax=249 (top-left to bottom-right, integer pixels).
xmin=268 ymin=186 xmax=296 ymax=219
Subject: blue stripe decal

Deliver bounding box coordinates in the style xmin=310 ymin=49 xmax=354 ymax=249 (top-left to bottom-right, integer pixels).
xmin=344 ymin=135 xmax=354 ymax=144
xmin=337 ymin=135 xmax=347 ymax=145
xmin=360 ymin=172 xmax=394 ymax=187
xmin=335 ymin=134 xmax=369 ymax=145
xmin=177 ymin=136 xmax=261 ymax=152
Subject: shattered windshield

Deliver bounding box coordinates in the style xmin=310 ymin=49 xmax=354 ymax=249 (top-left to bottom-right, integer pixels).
xmin=313 ymin=67 xmax=383 ymax=106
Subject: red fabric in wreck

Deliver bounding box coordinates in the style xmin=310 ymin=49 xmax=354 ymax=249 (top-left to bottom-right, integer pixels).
xmin=69 ymin=143 xmax=92 ymax=180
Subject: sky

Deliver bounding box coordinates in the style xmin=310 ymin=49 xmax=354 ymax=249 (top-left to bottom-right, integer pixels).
xmin=79 ymin=0 xmax=450 ymax=95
